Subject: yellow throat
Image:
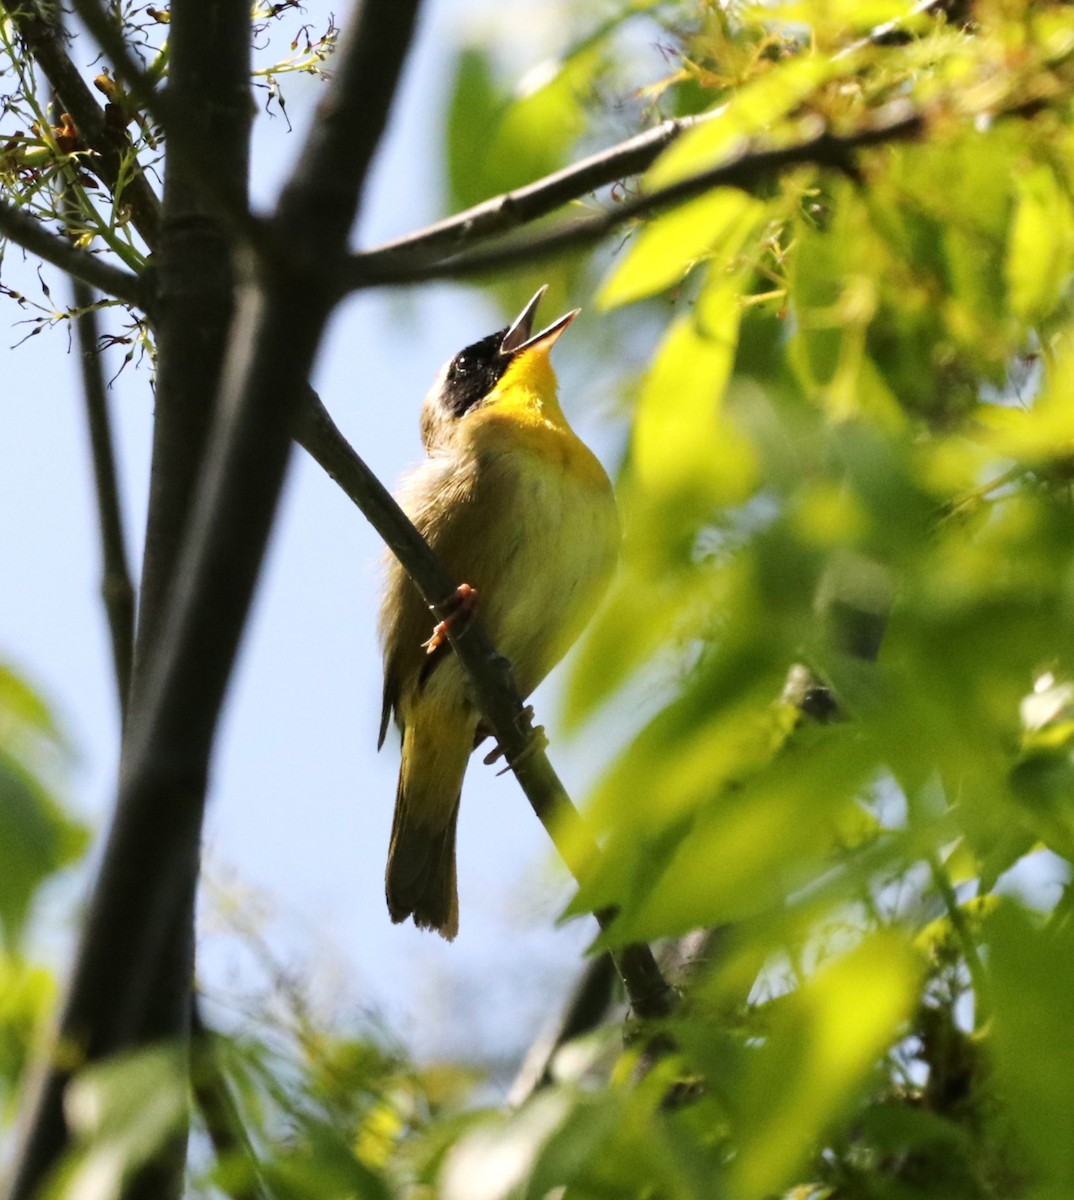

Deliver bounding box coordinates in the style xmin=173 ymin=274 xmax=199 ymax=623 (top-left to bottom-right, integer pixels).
xmin=475 ymin=344 xmax=608 ymax=487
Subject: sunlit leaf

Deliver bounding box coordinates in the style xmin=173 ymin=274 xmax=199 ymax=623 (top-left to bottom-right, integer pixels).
xmin=446 ymin=46 xmax=502 ymax=213
xmin=731 ymin=933 xmax=922 ymax=1200
xmin=774 ymin=0 xmax=924 ymax=30
xmin=0 ymin=956 xmax=54 ymax=1113
xmin=987 ymin=902 xmax=1074 ymax=1194
xmin=632 ymin=271 xmax=756 ymax=502
xmin=0 ymin=663 xmax=61 ymax=743
xmin=0 ymin=749 xmax=87 ymax=946
xmin=585 ymin=716 xmax=876 ymax=941
xmin=646 ymin=54 xmax=840 ymax=190
xmin=1006 ymin=163 xmax=1074 ymax=323
xmin=599 ymin=188 xmax=763 ymax=307
xmin=60 ymin=1046 xmax=188 ymax=1200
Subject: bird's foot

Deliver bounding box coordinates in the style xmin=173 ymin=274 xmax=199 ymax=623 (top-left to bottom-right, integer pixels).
xmin=422 ymin=582 xmax=478 ymax=654
xmin=482 ymin=706 xmax=548 ymax=775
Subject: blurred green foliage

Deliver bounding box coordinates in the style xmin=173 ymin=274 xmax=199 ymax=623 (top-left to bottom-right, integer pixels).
xmin=0 ymin=664 xmax=86 ymax=947
xmin=0 ymin=663 xmax=84 ymax=1124
xmin=444 ymin=0 xmax=1074 ymax=1196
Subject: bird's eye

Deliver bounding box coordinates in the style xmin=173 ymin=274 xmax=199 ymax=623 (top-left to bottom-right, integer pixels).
xmin=452 ymin=353 xmax=470 ymax=376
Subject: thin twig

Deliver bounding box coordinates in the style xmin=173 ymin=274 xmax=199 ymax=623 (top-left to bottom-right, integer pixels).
xmin=294 ymin=388 xmax=676 ymax=1021
xmin=345 ymin=104 xmax=924 ymax=291
xmin=0 ymin=197 xmax=144 ymax=306
xmin=927 ymin=852 xmax=990 ymax=1025
xmin=73 ymin=279 xmax=135 ymax=719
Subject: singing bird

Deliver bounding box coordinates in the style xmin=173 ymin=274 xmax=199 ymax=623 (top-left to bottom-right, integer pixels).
xmin=378 ymin=287 xmax=619 ymax=939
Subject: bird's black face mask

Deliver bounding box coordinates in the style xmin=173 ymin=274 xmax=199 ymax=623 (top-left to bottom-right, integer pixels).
xmin=440 ymin=328 xmax=511 ymax=419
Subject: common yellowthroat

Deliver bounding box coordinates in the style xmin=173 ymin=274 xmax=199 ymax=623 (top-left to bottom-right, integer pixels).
xmin=378 ymin=287 xmax=619 ymax=940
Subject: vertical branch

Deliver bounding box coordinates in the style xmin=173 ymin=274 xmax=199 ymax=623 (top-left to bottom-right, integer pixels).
xmin=6 ymin=2 xmax=252 ymax=1196
xmin=5 ymin=3 xmax=425 ymax=1197
xmin=72 ymin=281 xmax=135 ymax=720
xmin=132 ymin=0 xmax=252 ymax=689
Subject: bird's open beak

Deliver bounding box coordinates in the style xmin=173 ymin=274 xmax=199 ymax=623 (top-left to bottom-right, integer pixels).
xmin=500 ymin=285 xmax=580 ymax=357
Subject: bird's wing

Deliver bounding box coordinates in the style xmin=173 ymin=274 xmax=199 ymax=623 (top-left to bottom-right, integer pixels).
xmin=378 ymin=452 xmax=487 ymax=745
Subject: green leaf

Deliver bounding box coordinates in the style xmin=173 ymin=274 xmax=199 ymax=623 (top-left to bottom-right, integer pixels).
xmin=59 ymin=1046 xmax=188 ymax=1199
xmin=0 ymin=663 xmax=62 ymax=743
xmin=646 ymin=54 xmax=839 ymax=191
xmin=565 ymin=269 xmax=759 ymax=725
xmin=731 ymin=933 xmax=922 ymax=1200
xmin=599 ymin=188 xmax=764 ymax=308
xmin=0 ymin=749 xmax=87 ymax=946
xmin=0 ymin=955 xmax=55 ymax=1113
xmin=1006 ymin=163 xmax=1074 ymax=323
xmin=776 ymin=0 xmax=924 ymax=29
xmin=446 ymin=46 xmax=503 ymax=212
xmin=631 ymin=271 xmax=755 ymax=502
xmin=986 ymin=902 xmax=1074 ymax=1194
xmin=583 ymin=716 xmax=875 ymax=941
xmin=445 ymin=43 xmax=602 ymax=213
xmin=263 ymin=1123 xmax=392 ymax=1200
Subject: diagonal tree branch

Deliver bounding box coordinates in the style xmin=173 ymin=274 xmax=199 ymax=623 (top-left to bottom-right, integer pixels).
xmin=0 ymin=197 xmax=144 ymax=305
xmin=345 ymin=104 xmax=924 ymax=290
xmin=0 ymin=0 xmax=162 ymax=248
xmin=356 ymin=0 xmax=944 ymax=279
xmin=295 ymin=388 xmax=676 ymax=1021
xmin=73 ymin=279 xmax=135 ymax=720
xmin=362 ymin=107 xmax=723 ymax=265
xmin=508 ymin=952 xmax=619 ymax=1105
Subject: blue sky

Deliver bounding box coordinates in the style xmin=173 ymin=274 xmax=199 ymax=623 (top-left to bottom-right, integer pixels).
xmin=1 ymin=0 xmax=636 ymax=1067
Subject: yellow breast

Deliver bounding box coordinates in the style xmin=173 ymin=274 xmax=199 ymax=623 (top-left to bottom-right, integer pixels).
xmin=470 ymin=342 xmax=612 ymax=491
xmin=452 ymin=343 xmax=619 ymax=697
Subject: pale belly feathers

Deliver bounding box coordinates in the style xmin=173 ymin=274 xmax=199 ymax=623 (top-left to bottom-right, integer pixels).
xmin=409 ymin=427 xmax=619 ymax=713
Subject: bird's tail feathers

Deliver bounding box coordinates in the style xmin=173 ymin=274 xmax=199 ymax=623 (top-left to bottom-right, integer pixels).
xmin=385 ymin=776 xmax=461 ymax=941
